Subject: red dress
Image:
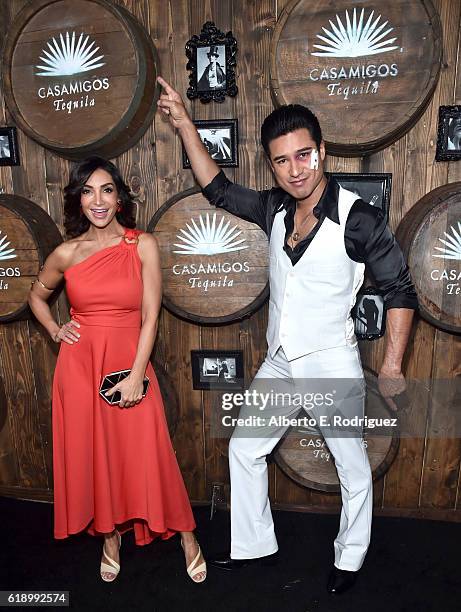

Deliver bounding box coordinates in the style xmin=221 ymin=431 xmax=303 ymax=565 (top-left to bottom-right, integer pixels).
xmin=52 ymin=227 xmax=195 ymax=545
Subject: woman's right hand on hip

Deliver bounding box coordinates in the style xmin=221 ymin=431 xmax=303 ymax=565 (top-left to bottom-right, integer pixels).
xmin=54 ymin=319 xmax=81 ymax=344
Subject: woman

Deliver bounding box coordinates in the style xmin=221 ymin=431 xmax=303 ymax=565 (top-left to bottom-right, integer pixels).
xmin=28 ymin=157 xmax=206 ymax=583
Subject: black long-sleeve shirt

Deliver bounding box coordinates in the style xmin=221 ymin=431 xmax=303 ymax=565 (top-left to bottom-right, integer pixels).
xmin=202 ymin=171 xmax=418 ymax=310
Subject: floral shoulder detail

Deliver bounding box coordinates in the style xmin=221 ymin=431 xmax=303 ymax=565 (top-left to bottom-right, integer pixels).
xmin=123 ymin=228 xmax=142 ymax=245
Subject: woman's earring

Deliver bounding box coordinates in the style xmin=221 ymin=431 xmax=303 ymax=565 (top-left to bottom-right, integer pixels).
xmin=117 ymin=200 xmax=122 ymax=212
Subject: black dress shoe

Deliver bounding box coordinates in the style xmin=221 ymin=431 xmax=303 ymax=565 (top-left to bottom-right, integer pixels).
xmin=209 ymin=551 xmax=279 ymax=571
xmin=327 ymin=566 xmax=358 ymax=594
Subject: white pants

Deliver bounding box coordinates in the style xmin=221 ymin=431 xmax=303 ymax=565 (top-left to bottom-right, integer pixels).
xmin=228 ymin=345 xmax=372 ymax=571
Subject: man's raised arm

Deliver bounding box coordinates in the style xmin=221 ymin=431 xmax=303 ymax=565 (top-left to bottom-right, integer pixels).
xmin=157 ymin=76 xmax=220 ymax=188
xmin=157 ymin=76 xmax=269 ymax=233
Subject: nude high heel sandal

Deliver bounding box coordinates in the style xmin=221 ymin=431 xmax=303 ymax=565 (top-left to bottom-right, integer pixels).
xmin=181 ymin=539 xmax=207 ymax=583
xmin=100 ymin=530 xmax=121 ymax=582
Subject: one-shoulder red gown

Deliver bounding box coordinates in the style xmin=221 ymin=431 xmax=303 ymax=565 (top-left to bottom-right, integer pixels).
xmin=52 ymin=227 xmax=195 ymax=545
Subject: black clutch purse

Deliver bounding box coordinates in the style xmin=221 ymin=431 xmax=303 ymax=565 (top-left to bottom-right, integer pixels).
xmin=99 ymin=369 xmax=150 ymax=406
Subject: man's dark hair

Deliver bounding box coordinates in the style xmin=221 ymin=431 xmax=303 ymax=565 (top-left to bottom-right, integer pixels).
xmin=64 ymin=156 xmax=136 ymax=238
xmin=261 ymin=104 xmax=322 ymax=157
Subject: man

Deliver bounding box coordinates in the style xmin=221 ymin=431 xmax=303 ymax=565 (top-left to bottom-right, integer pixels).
xmin=197 ymin=46 xmax=226 ymax=91
xmin=217 ymin=358 xmax=229 ymax=381
xmin=202 ymin=130 xmax=232 ymax=160
xmin=157 ymin=76 xmax=417 ymax=594
xmin=360 ymin=296 xmax=380 ymax=335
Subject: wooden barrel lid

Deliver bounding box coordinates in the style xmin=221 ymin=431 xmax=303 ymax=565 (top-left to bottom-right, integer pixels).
xmin=396 ymin=183 xmax=461 ymax=334
xmin=147 ymin=188 xmax=269 ymax=324
xmin=270 ymin=0 xmax=442 ymax=155
xmin=0 ymin=194 xmax=62 ymax=322
xmin=274 ymin=368 xmax=399 ymax=492
xmin=2 ymin=0 xmax=159 ymax=160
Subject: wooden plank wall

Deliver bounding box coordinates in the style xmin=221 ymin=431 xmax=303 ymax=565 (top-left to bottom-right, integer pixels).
xmin=0 ymin=0 xmax=460 ymax=519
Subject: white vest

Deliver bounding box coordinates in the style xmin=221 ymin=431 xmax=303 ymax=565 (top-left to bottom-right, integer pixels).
xmin=267 ymin=186 xmax=365 ymax=361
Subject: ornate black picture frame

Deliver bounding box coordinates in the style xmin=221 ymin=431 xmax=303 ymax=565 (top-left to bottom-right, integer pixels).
xmin=0 ymin=127 xmax=19 ymax=166
xmin=352 ymin=286 xmax=386 ymax=341
xmin=183 ymin=119 xmax=238 ymax=168
xmin=328 ymin=172 xmax=392 ymax=221
xmin=191 ymin=350 xmax=244 ymax=390
xmin=186 ymin=21 xmax=238 ymax=103
xmin=436 ymin=105 xmax=461 ymax=161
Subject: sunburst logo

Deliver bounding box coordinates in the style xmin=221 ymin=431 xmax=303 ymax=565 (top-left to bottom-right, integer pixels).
xmin=35 ymin=31 xmax=105 ymax=77
xmin=311 ymin=7 xmax=399 ymax=58
xmin=433 ymin=222 xmax=461 ymax=260
xmin=0 ymin=231 xmax=16 ymax=261
xmin=173 ymin=213 xmax=248 ymax=255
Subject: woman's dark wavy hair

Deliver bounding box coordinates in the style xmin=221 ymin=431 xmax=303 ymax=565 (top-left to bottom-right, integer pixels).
xmin=261 ymin=104 xmax=322 ymax=157
xmin=64 ymin=156 xmax=136 ymax=238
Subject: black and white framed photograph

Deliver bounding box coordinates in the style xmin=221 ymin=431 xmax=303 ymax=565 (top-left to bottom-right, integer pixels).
xmin=183 ymin=119 xmax=238 ymax=168
xmin=191 ymin=350 xmax=244 ymax=390
xmin=196 ymin=45 xmax=226 ymax=92
xmin=352 ymin=287 xmax=386 ymax=341
xmin=186 ymin=21 xmax=238 ymax=103
xmin=328 ymin=172 xmax=392 ymax=221
xmin=436 ymin=105 xmax=461 ymax=161
xmin=0 ymin=127 xmax=19 ymax=166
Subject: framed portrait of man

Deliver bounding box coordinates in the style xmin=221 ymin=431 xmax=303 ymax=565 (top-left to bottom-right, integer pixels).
xmin=186 ymin=21 xmax=238 ymax=103
xmin=436 ymin=106 xmax=461 ymax=161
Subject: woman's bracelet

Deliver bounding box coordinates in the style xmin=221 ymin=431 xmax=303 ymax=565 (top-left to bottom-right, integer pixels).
xmin=31 ymin=277 xmax=56 ymax=291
